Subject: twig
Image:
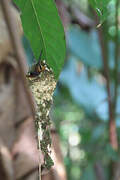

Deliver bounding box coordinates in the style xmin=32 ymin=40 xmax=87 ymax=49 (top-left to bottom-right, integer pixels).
xmin=38 ymin=122 xmax=42 ymax=180
xmin=96 ymin=18 xmax=118 ymax=180
xmin=68 ymin=6 xmax=95 ymax=30
xmin=1 ymin=0 xmax=35 ymax=118
xmin=113 ymin=0 xmax=119 ymax=116
xmin=95 ymin=13 xmax=118 ymax=150
xmin=98 ymin=27 xmax=118 ymax=150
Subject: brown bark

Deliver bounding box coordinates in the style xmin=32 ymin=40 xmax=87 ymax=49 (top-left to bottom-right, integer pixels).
xmin=0 ymin=1 xmax=67 ymax=180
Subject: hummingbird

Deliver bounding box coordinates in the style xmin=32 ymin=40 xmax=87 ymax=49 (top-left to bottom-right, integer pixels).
xmin=26 ymin=49 xmax=46 ymax=78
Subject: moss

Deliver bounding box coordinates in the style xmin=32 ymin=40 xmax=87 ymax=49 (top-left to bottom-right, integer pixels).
xmin=27 ymin=69 xmax=56 ymax=169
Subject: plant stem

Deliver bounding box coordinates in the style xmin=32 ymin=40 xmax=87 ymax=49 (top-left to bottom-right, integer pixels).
xmin=97 ymin=22 xmax=118 ymax=150
xmin=38 ymin=122 xmax=42 ymax=180
xmin=113 ymin=0 xmax=119 ymax=117
xmin=94 ymin=6 xmax=120 ymax=176
xmin=97 ymin=22 xmax=118 ymax=180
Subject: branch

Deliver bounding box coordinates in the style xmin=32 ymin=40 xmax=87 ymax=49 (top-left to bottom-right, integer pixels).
xmin=95 ymin=15 xmax=118 ymax=150
xmin=1 ymin=0 xmax=35 ymax=118
xmin=68 ymin=6 xmax=94 ymax=31
xmin=113 ymin=0 xmax=119 ymax=116
xmin=96 ymin=14 xmax=118 ymax=180
xmin=55 ymin=0 xmax=94 ymax=31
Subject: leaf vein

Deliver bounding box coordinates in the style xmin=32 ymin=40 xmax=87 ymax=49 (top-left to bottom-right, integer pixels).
xmin=30 ymin=0 xmax=47 ymax=60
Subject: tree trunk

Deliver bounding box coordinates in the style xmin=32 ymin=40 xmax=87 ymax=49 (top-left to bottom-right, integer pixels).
xmin=0 ymin=1 xmax=67 ymax=180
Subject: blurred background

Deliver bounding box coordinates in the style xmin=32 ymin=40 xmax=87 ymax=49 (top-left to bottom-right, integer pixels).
xmin=51 ymin=0 xmax=120 ymax=180
xmin=23 ymin=0 xmax=120 ymax=179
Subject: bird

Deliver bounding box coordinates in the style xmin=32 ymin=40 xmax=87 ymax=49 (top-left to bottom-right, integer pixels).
xmin=26 ymin=49 xmax=46 ymax=78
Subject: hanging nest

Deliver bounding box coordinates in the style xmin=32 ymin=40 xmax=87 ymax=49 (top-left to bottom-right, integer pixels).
xmin=27 ymin=67 xmax=56 ymax=170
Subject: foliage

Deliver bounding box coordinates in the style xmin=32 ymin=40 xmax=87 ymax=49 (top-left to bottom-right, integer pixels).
xmin=14 ymin=0 xmax=66 ymax=79
xmin=89 ymin=0 xmax=113 ymax=23
xmin=17 ymin=0 xmax=120 ymax=179
xmin=52 ymin=0 xmax=120 ymax=179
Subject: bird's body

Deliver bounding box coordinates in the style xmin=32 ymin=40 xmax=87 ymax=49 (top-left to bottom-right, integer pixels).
xmin=26 ymin=60 xmax=46 ymax=78
xmin=26 ymin=49 xmax=46 ymax=78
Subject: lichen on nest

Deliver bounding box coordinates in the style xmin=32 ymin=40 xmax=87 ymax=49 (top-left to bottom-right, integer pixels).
xmin=27 ymin=70 xmax=56 ymax=170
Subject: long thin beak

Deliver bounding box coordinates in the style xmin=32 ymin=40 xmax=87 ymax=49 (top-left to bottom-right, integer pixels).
xmin=38 ymin=49 xmax=43 ymax=64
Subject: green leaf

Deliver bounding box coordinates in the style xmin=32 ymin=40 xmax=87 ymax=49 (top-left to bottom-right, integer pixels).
xmin=89 ymin=0 xmax=112 ymax=23
xmin=14 ymin=0 xmax=66 ymax=79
